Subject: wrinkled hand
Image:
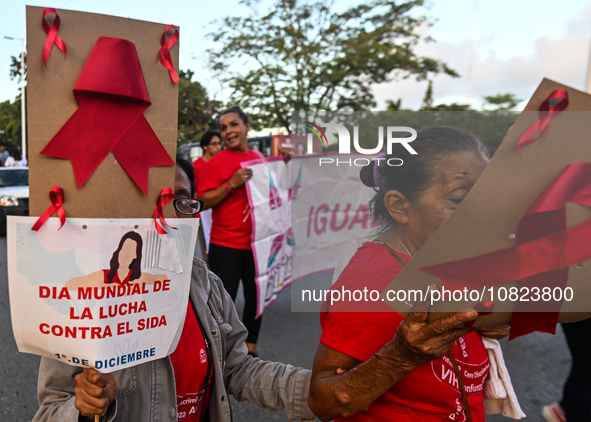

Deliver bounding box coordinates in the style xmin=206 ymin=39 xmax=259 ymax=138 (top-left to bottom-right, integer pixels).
xmin=229 ymin=168 xmax=253 ymax=188
xmin=387 ymin=285 xmax=478 ymax=371
xmin=479 ymin=325 xmax=510 ymax=340
xmin=74 ymin=368 xmax=116 ymax=420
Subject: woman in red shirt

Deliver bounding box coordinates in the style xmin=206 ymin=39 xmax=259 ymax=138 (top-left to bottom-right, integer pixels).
xmin=309 ymin=127 xmax=508 ymax=422
xmin=197 ymin=106 xmax=263 ymax=355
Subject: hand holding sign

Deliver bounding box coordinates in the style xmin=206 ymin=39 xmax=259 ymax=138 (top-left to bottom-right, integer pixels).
xmin=74 ymin=368 xmax=116 ymax=420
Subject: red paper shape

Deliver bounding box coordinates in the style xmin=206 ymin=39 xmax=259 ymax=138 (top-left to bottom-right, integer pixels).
xmin=159 ymin=25 xmax=179 ymax=84
xmin=41 ymin=37 xmax=174 ymax=195
xmin=42 ymin=8 xmax=67 ymax=67
xmin=32 ymin=185 xmax=66 ymax=231
xmin=153 ymin=187 xmax=177 ymax=234
xmin=419 ymin=163 xmax=591 ymax=339
xmin=516 ymin=89 xmax=569 ymax=153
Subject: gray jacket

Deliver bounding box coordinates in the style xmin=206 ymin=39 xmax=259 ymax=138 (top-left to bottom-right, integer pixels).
xmin=33 ymin=258 xmax=315 ymax=422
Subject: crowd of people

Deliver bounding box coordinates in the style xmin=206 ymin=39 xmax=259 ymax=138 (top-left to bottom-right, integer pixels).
xmin=30 ymin=107 xmax=591 ymax=422
xmin=0 ymin=141 xmax=27 ymax=167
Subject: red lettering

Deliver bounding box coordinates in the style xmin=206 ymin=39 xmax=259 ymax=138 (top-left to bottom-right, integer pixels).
xmin=348 ymin=204 xmax=368 ymax=230
xmin=39 ymin=286 xmax=50 ymax=298
xmin=314 ymin=204 xmax=329 ymax=235
xmin=330 ymin=203 xmax=351 ymax=232
xmin=78 ymin=287 xmax=92 ymax=300
xmin=162 ymin=280 xmax=170 ymax=291
xmin=69 ymin=307 xmax=79 ymax=320
xmin=40 ymin=323 xmax=49 ymax=334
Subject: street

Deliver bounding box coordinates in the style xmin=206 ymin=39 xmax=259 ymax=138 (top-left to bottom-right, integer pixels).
xmin=0 ymin=236 xmax=574 ymax=422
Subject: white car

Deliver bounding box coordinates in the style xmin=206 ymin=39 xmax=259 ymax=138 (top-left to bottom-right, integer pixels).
xmin=0 ymin=167 xmax=29 ymax=236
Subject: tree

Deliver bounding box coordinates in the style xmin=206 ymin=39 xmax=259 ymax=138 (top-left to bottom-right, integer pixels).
xmin=483 ymin=93 xmax=521 ymax=111
xmin=176 ymin=70 xmax=219 ymax=145
xmin=208 ymin=0 xmax=459 ymax=132
xmin=386 ymin=99 xmax=402 ymax=111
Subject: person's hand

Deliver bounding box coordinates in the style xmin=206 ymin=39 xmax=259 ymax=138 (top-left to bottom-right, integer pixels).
xmin=478 ymin=325 xmax=510 ymax=340
xmin=74 ymin=368 xmax=116 ymax=420
xmin=387 ymin=285 xmax=478 ymax=371
xmin=229 ymin=168 xmax=253 ymax=188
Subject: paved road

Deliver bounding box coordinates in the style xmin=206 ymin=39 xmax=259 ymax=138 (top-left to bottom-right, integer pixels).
xmin=0 ymin=236 xmax=574 ymax=421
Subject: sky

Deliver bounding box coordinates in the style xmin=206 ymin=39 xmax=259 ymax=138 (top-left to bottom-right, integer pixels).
xmin=0 ymin=0 xmax=590 ymax=112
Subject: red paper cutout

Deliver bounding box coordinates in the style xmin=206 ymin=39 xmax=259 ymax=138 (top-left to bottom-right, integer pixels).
xmin=159 ymin=25 xmax=179 ymax=84
xmin=154 ymin=187 xmax=177 ymax=234
xmin=42 ymin=8 xmax=67 ymax=67
xmin=32 ymin=186 xmax=66 ymax=231
xmin=516 ymin=89 xmax=569 ymax=153
xmin=40 ymin=37 xmax=174 ymax=195
xmin=419 ymin=163 xmax=591 ymax=339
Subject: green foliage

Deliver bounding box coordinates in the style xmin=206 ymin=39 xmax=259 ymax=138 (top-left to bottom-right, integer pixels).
xmin=0 ymin=98 xmax=22 ymax=148
xmin=177 ymin=70 xmax=219 ymax=146
xmin=208 ymin=0 xmax=459 ymax=132
xmin=483 ymin=93 xmax=522 ymax=111
xmin=9 ymin=53 xmax=27 ymax=84
xmin=386 ymin=99 xmax=402 ymax=111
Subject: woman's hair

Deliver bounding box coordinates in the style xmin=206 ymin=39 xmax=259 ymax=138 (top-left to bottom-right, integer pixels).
xmin=219 ymin=106 xmax=250 ymax=125
xmin=107 ymin=231 xmax=143 ymax=284
xmin=200 ymin=130 xmax=221 ymax=149
xmin=360 ymin=126 xmax=489 ymax=225
xmin=12 ymin=148 xmax=22 ymax=161
xmin=176 ymin=151 xmax=195 ymax=197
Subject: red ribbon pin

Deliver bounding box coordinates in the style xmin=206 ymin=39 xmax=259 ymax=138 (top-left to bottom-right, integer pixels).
xmin=32 ymin=186 xmax=66 ymax=231
xmin=42 ymin=8 xmax=67 ymax=67
xmin=154 ymin=188 xmax=177 ymax=234
xmin=515 ymin=89 xmax=569 ymax=153
xmin=40 ymin=37 xmax=174 ymax=195
xmin=159 ymin=25 xmax=179 ymax=84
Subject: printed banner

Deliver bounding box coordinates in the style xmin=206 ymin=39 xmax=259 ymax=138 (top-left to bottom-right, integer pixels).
xmin=8 ymin=217 xmax=199 ymax=372
xmin=245 ymin=154 xmax=375 ymax=316
xmin=244 ymin=157 xmax=293 ymax=317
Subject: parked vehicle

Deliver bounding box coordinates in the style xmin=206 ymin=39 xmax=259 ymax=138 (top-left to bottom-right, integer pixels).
xmin=0 ymin=167 xmax=29 ymax=236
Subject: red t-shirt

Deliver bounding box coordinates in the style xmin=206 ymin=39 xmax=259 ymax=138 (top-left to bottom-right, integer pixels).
xmin=320 ymin=242 xmax=489 ymax=422
xmin=197 ymin=148 xmax=262 ymax=249
xmin=170 ymin=301 xmax=210 ymax=422
xmin=192 ymin=157 xmax=209 ymax=187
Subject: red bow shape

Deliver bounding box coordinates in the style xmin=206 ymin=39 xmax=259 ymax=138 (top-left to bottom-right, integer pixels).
xmin=154 ymin=188 xmax=177 ymax=234
xmin=419 ymin=163 xmax=591 ymax=339
xmin=41 ymin=37 xmax=174 ymax=195
xmin=42 ymin=8 xmax=67 ymax=67
xmin=32 ymin=186 xmax=66 ymax=231
xmin=159 ymin=25 xmax=179 ymax=84
xmin=516 ymin=89 xmax=569 ymax=153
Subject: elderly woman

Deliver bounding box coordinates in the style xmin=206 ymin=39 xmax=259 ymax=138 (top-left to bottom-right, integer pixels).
xmin=309 ymin=127 xmax=506 ymax=422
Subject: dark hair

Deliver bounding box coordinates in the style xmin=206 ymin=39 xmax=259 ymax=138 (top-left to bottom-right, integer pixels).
xmin=200 ymin=131 xmax=221 ymax=149
xmin=219 ymin=106 xmax=249 ymax=125
xmin=107 ymin=231 xmax=143 ymax=284
xmin=0 ymin=142 xmax=7 ymax=148
xmin=12 ymin=148 xmax=22 ymax=161
xmin=360 ymin=126 xmax=489 ymax=225
xmin=176 ymin=151 xmax=195 ymax=197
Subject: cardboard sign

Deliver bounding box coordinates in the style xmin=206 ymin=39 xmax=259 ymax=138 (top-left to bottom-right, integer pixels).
xmin=384 ymin=79 xmax=591 ymax=327
xmin=8 ymin=217 xmax=199 ymax=372
xmin=26 ymin=6 xmax=179 ymax=218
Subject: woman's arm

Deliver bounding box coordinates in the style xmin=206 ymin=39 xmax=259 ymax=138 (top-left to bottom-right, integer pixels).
xmin=199 ymin=168 xmax=253 ymax=210
xmin=309 ymin=308 xmax=478 ymax=421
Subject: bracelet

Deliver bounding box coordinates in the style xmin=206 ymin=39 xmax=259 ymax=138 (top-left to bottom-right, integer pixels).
xmin=224 ymin=180 xmax=235 ymax=192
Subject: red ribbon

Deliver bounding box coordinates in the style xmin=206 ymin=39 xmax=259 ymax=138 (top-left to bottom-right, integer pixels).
xmin=154 ymin=187 xmax=177 ymax=234
xmin=42 ymin=8 xmax=67 ymax=67
xmin=159 ymin=25 xmax=179 ymax=84
xmin=515 ymin=89 xmax=569 ymax=153
xmin=32 ymin=186 xmax=66 ymax=231
xmin=419 ymin=163 xmax=591 ymax=339
xmin=40 ymin=37 xmax=174 ymax=195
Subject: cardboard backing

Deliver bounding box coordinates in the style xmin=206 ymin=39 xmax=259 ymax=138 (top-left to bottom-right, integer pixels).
xmin=27 ymin=6 xmax=179 ymax=218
